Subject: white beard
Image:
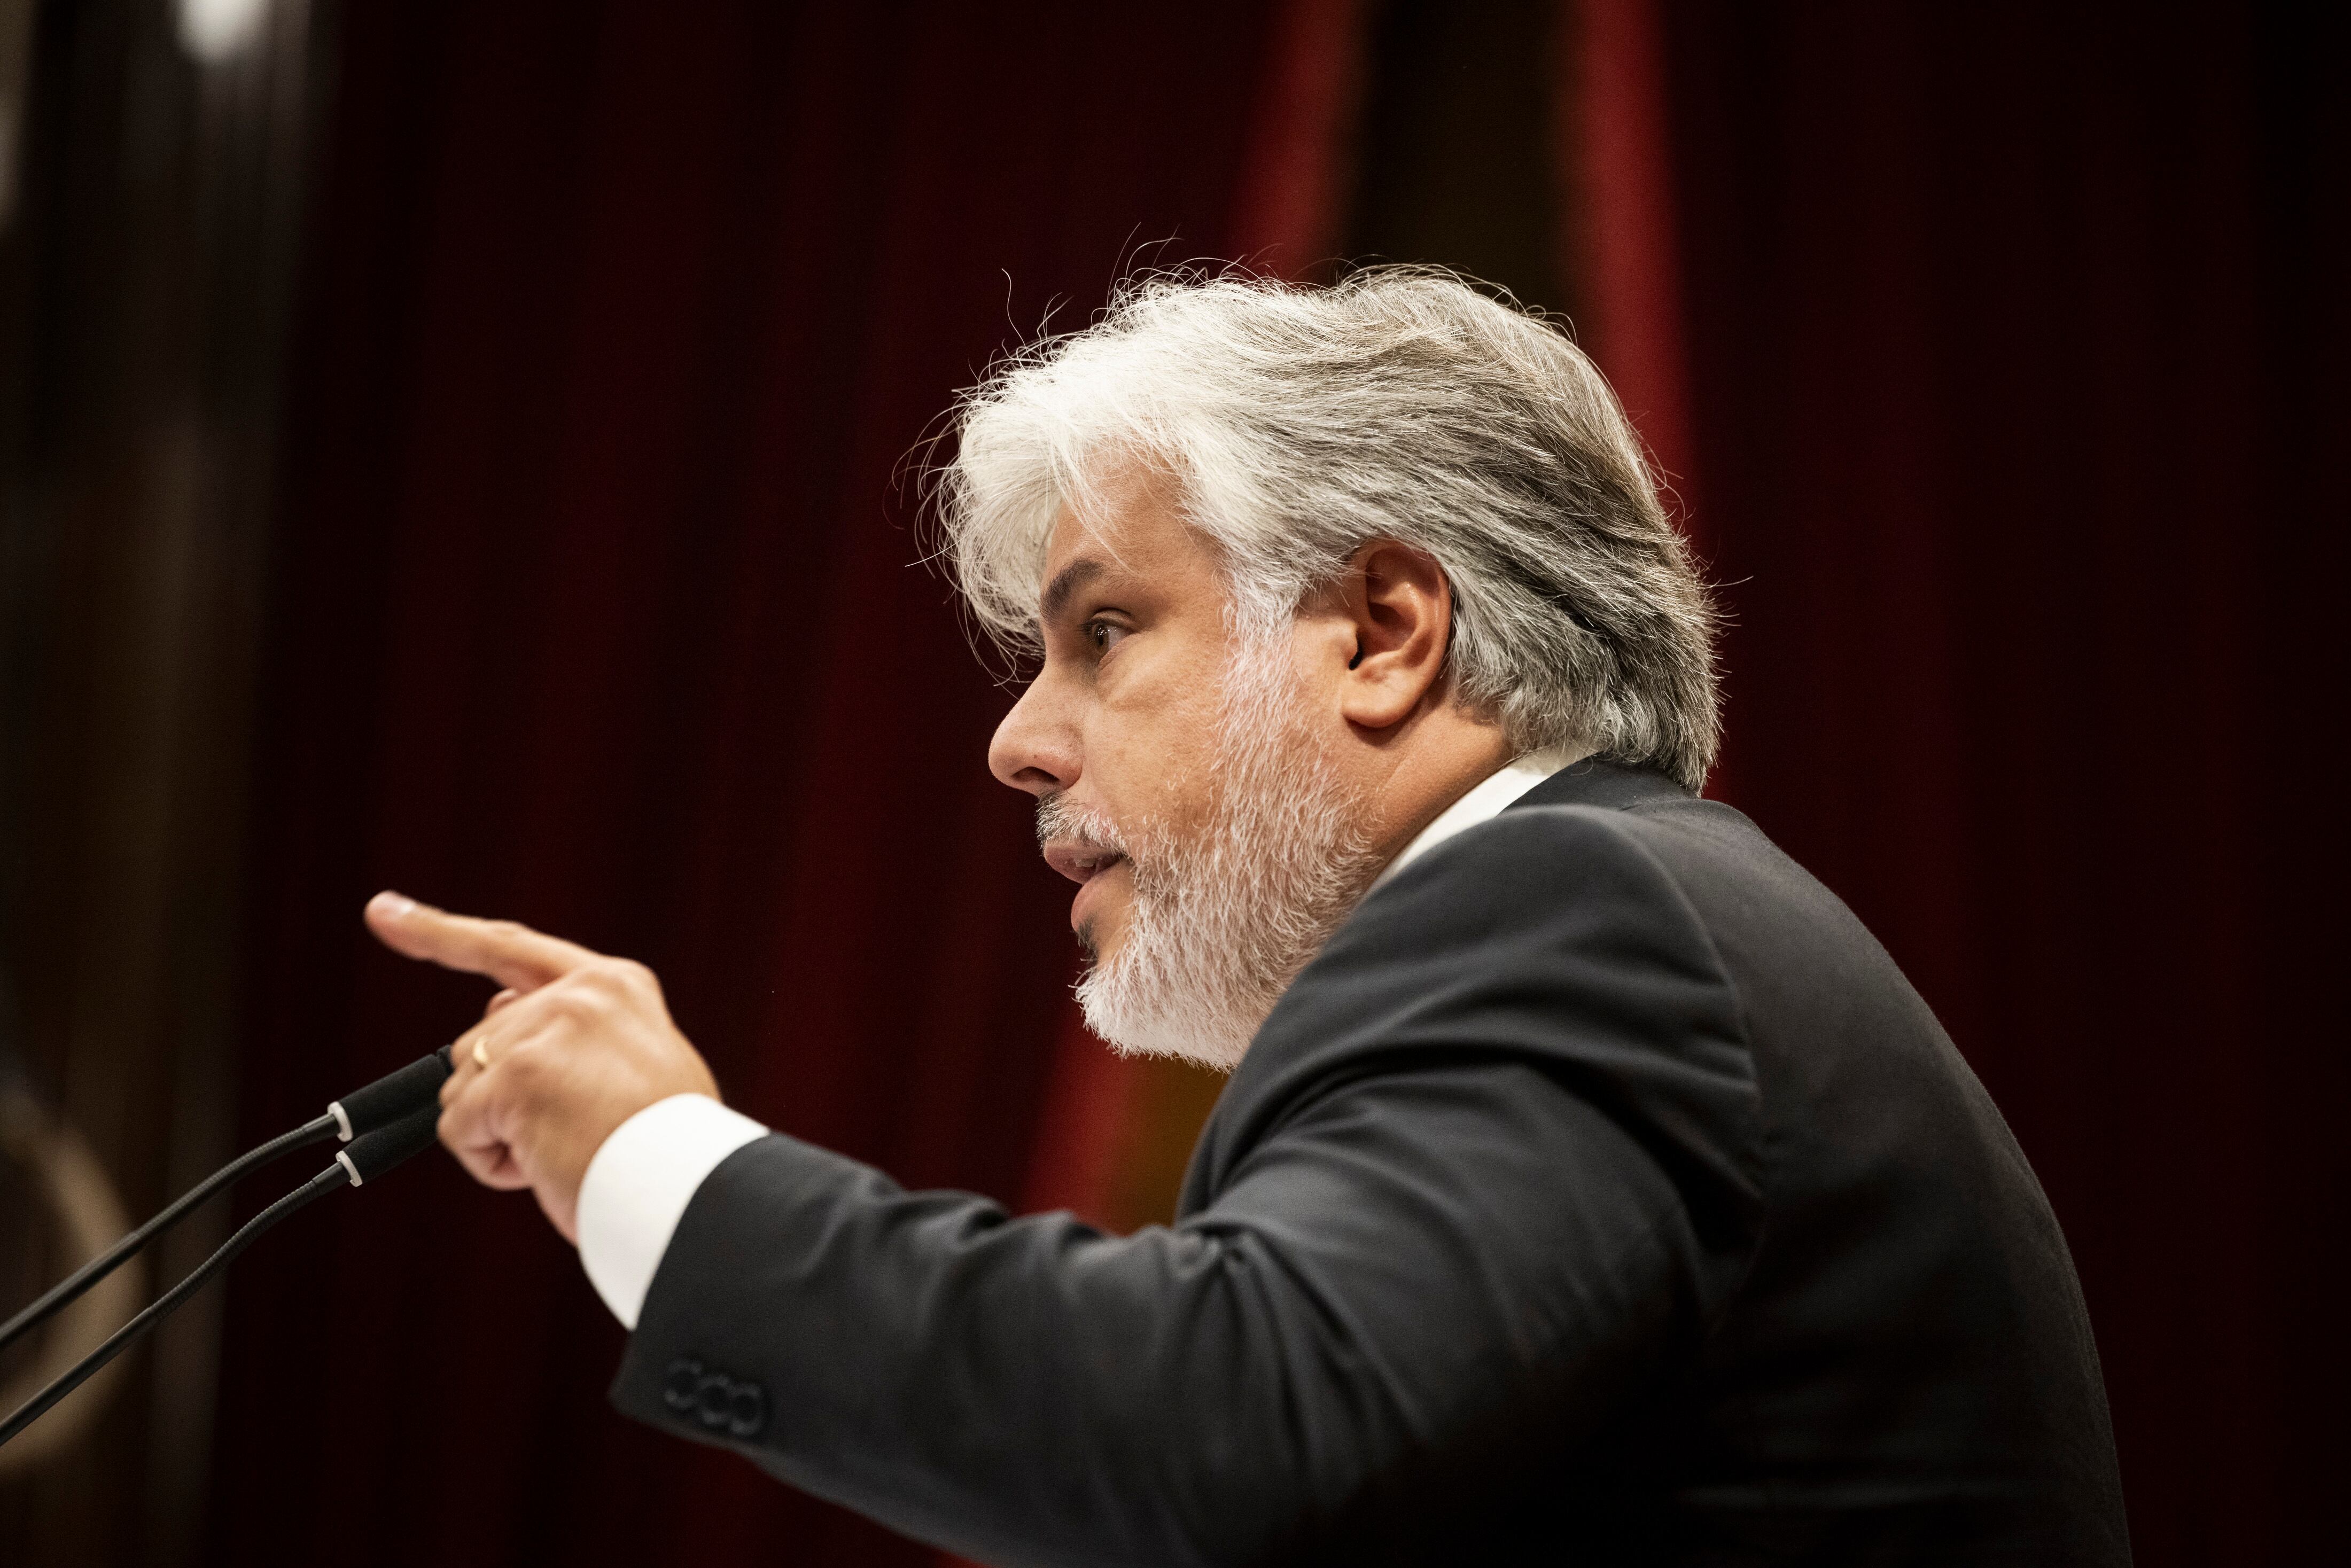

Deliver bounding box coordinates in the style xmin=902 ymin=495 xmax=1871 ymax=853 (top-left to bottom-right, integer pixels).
xmin=1037 ymin=637 xmax=1381 ymax=1071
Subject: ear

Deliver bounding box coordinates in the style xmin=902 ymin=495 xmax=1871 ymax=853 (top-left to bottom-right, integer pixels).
xmin=1334 ymin=541 xmax=1452 ymax=732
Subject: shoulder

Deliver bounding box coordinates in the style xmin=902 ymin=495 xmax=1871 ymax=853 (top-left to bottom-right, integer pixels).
xmin=1324 ymin=801 xmax=1742 ymax=1051
xmin=1319 ymin=802 xmax=1747 ymax=1019
xmin=1190 ymin=802 xmax=1760 ymax=1210
xmin=1366 ymin=800 xmax=1718 ymax=942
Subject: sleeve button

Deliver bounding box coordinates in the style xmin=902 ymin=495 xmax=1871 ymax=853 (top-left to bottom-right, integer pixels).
xmin=694 ymin=1376 xmax=734 ymax=1430
xmin=727 ymin=1382 xmax=767 ymax=1439
xmin=661 ymin=1359 xmax=704 ymax=1412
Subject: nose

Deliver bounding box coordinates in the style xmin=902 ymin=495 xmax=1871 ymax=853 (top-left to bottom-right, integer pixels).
xmin=988 ymin=675 xmax=1079 ymax=796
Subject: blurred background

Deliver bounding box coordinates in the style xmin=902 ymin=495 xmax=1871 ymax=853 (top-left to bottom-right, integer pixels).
xmin=0 ymin=0 xmax=2341 ymax=1563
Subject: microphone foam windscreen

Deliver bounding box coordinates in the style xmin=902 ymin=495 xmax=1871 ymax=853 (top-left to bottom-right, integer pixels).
xmin=342 ymin=1100 xmax=443 ymax=1185
xmin=333 ymin=1051 xmax=453 ymax=1137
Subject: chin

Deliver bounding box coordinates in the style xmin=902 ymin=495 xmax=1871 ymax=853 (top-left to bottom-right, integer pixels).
xmin=1074 ymin=914 xmax=1128 ymax=967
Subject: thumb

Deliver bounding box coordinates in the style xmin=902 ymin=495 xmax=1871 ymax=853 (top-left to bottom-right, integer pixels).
xmin=364 ymin=891 xmax=598 ymax=992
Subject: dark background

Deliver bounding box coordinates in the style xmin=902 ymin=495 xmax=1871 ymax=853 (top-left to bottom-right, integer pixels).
xmin=0 ymin=1 xmax=2341 ymax=1564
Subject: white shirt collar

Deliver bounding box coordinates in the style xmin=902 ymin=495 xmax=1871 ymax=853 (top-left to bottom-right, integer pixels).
xmin=1367 ymin=746 xmax=1583 ymax=892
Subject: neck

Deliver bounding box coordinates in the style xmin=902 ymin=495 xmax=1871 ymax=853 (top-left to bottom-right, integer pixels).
xmin=1356 ymin=706 xmax=1517 ymax=870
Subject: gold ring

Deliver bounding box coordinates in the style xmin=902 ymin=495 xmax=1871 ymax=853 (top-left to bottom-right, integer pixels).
xmin=471 ymin=1038 xmax=492 ymax=1071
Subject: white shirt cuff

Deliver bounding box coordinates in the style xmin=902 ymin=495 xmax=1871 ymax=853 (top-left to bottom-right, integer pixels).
xmin=576 ymin=1093 xmax=768 ymax=1330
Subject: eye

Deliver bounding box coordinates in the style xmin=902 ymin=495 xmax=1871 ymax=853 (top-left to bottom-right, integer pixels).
xmin=1082 ymin=619 xmax=1131 ymax=655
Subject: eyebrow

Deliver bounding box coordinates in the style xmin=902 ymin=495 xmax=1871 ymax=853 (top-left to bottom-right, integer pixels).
xmin=1038 ymin=557 xmax=1106 ymax=625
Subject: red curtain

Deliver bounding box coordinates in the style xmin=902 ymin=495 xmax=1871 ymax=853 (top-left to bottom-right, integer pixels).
xmin=200 ymin=4 xmax=2346 ymax=1565
xmin=1627 ymin=5 xmax=2347 ymax=1564
xmin=208 ymin=5 xmax=1290 ymax=1564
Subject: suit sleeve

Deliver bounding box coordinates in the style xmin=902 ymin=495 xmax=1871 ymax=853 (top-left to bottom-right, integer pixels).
xmin=609 ymin=808 xmax=1762 ymax=1568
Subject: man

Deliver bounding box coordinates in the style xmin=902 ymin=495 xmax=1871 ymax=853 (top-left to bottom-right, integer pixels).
xmin=367 ymin=271 xmax=2130 ymax=1564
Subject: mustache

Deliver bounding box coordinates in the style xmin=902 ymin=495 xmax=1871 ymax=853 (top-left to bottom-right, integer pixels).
xmin=1035 ymin=792 xmax=1131 ymax=859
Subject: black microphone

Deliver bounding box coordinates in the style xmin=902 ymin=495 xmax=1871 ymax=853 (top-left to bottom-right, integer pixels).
xmin=325 ymin=1047 xmax=456 ymax=1144
xmin=330 ymin=1095 xmax=447 ymax=1187
xmin=0 ymin=1095 xmax=450 ymax=1450
xmin=0 ymin=1046 xmax=454 ymax=1359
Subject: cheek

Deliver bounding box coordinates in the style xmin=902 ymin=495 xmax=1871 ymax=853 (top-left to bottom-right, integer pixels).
xmin=1093 ymin=664 xmax=1227 ymax=829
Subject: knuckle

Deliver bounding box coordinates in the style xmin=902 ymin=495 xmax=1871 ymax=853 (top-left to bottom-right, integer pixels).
xmin=580 ymin=959 xmax=634 ymax=993
xmin=544 ymin=984 xmax=596 ymax=1019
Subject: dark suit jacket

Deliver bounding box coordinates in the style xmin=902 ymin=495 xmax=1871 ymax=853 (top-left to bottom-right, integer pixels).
xmin=613 ymin=759 xmax=2131 ymax=1566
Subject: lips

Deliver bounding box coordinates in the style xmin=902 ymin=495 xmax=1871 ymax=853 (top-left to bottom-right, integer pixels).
xmin=1043 ymin=841 xmax=1126 ymax=885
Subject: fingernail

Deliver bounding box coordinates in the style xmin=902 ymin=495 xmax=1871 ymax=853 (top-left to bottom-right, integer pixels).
xmin=371 ymin=891 xmax=417 ymax=918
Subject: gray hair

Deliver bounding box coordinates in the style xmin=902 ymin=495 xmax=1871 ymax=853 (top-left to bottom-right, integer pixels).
xmin=934 ymin=267 xmax=1721 ymax=791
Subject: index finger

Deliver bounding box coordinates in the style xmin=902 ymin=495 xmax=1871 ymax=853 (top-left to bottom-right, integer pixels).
xmin=364 ymin=891 xmax=600 ymax=991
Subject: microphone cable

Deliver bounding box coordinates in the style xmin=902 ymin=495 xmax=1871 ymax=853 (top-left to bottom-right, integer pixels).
xmin=0 ymin=1096 xmax=447 ymax=1450
xmin=0 ymin=1046 xmax=453 ymax=1361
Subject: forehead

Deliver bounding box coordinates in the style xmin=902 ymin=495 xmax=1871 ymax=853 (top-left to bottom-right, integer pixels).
xmin=1035 ymin=464 xmax=1223 ymax=610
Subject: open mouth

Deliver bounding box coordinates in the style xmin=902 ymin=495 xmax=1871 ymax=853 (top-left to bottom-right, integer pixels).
xmin=1044 ymin=842 xmax=1127 ymax=885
